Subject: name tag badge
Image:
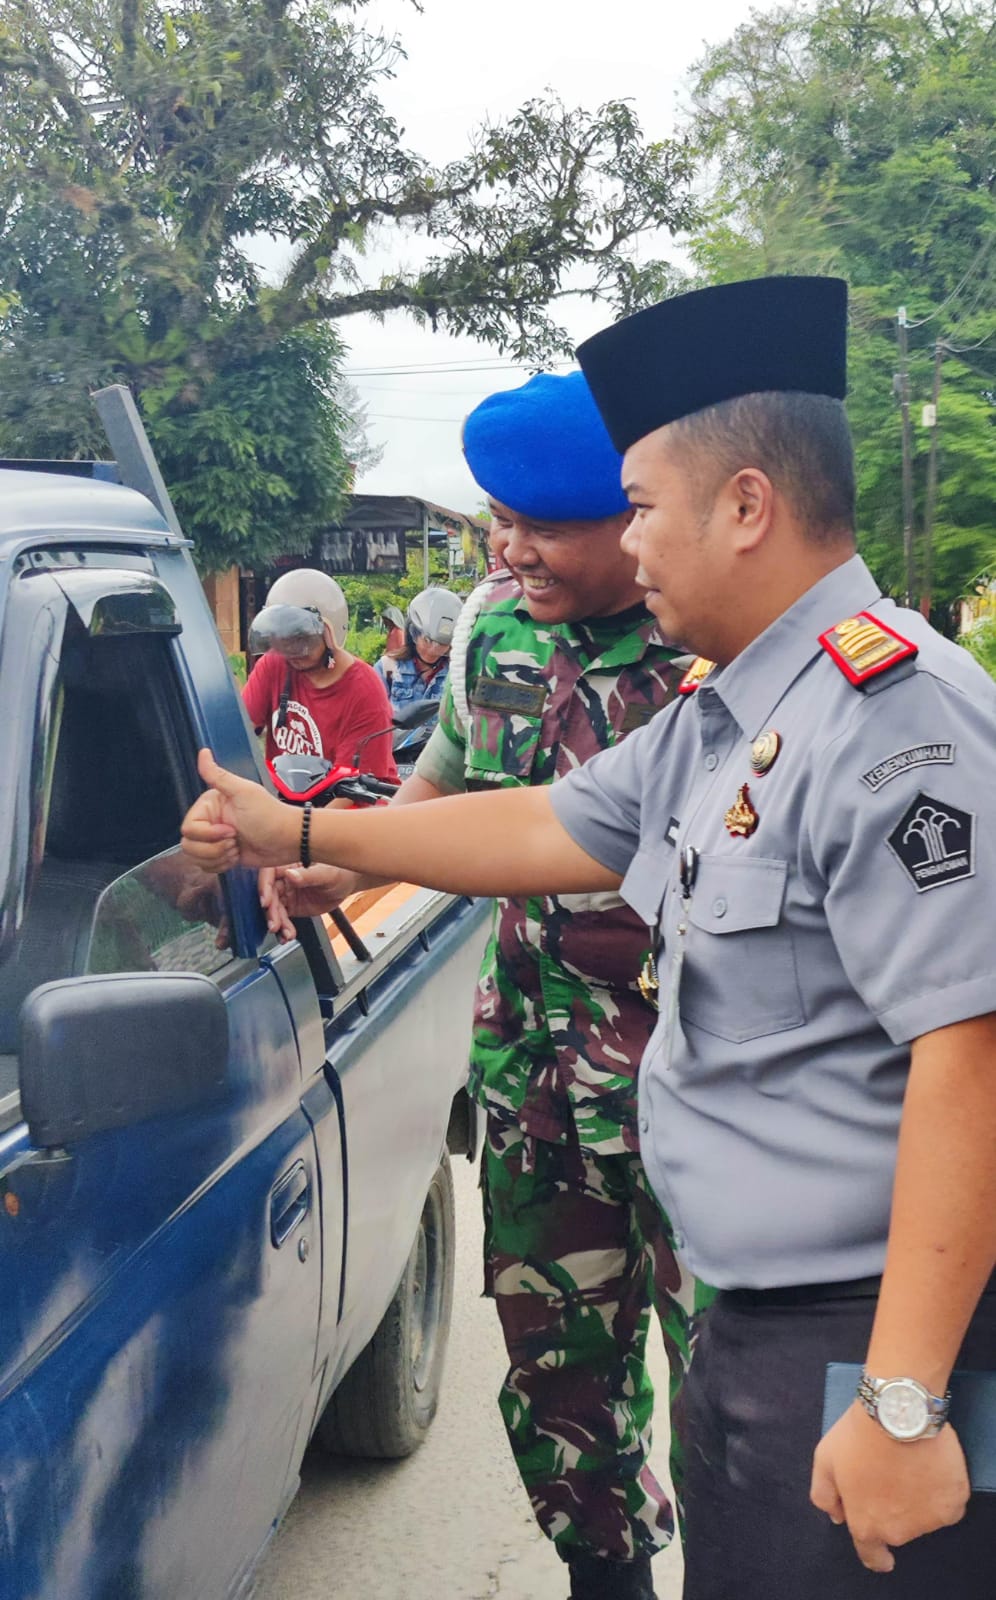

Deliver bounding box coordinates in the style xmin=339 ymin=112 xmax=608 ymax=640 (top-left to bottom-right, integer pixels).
xmin=470 ymin=676 xmax=547 ymax=718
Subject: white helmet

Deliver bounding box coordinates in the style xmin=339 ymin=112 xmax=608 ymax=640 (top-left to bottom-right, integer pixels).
xmin=265 ymin=568 xmax=348 ymax=645
xmin=406 ymin=587 xmax=462 ymax=649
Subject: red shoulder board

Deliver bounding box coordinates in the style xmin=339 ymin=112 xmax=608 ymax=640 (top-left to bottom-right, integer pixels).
xmin=677 ymin=656 xmax=716 ymax=694
xmin=819 ymin=612 xmax=918 ymax=687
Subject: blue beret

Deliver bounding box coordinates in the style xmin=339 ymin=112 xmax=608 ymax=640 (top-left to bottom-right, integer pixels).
xmin=578 ymin=277 xmax=848 ymax=453
xmin=462 ymin=371 xmax=629 ymax=522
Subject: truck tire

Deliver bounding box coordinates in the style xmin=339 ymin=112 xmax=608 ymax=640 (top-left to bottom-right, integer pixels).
xmin=315 ymin=1151 xmax=456 ymax=1459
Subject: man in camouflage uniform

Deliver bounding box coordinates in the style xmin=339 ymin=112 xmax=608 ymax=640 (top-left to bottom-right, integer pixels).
xmin=260 ymin=373 xmax=707 ymax=1600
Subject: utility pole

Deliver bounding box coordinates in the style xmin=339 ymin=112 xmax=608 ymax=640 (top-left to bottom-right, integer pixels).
xmin=896 ymin=306 xmax=916 ymax=607
xmin=921 ymin=340 xmax=944 ymax=622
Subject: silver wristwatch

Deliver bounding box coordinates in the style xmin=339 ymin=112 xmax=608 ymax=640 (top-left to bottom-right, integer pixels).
xmin=857 ymin=1370 xmax=951 ymax=1441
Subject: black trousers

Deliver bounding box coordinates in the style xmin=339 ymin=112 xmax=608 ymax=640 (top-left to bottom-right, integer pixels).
xmin=674 ymin=1282 xmax=996 ymax=1599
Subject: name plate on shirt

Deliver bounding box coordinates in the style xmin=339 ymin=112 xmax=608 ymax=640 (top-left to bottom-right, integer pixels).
xmin=822 ymin=1363 xmax=996 ymax=1491
xmin=470 ymin=677 xmax=547 ymax=718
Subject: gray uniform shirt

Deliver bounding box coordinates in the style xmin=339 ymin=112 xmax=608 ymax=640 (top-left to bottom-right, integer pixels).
xmin=550 ymin=555 xmax=996 ymax=1289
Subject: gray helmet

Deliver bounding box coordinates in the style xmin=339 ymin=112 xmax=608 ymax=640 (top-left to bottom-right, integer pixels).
xmin=406 ymin=587 xmax=462 ymax=648
xmin=265 ymin=568 xmax=348 ymax=645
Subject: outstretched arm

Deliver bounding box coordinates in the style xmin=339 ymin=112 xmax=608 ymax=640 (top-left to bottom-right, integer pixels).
xmin=182 ymin=750 xmax=620 ymax=898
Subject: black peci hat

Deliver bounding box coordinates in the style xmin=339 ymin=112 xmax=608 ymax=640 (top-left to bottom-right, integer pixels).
xmin=576 ymin=276 xmax=848 ymax=454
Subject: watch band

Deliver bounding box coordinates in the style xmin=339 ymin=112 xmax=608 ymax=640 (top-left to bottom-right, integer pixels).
xmin=858 ymin=1369 xmax=951 ymax=1439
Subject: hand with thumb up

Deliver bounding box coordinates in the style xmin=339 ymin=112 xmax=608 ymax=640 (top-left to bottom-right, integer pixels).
xmin=181 ymin=749 xmax=299 ymax=872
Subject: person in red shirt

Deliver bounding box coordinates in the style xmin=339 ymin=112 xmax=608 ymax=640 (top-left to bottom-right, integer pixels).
xmin=243 ymin=569 xmax=398 ymax=782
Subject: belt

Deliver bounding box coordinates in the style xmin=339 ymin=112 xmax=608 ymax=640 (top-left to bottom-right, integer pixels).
xmin=721 ymin=1268 xmax=996 ymax=1310
xmin=719 ymin=1275 xmax=882 ymax=1309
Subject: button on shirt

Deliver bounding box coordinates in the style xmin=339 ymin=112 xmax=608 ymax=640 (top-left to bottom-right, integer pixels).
xmin=550 ymin=555 xmax=996 ymax=1288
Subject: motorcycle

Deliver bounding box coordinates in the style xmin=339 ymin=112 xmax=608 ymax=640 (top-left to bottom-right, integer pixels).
xmin=389 ymin=698 xmax=442 ymax=780
xmin=266 ymin=700 xmax=438 ymax=956
xmin=268 ymin=699 xmax=438 ymax=806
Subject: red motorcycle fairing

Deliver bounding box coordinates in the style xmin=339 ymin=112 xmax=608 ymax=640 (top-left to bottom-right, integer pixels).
xmin=268 ymin=759 xmax=361 ymax=805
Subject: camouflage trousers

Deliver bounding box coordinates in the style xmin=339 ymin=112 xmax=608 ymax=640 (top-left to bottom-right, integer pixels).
xmin=482 ymin=1115 xmax=709 ymax=1563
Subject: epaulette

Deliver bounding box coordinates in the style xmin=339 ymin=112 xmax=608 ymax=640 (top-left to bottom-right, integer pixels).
xmin=677 ymin=656 xmax=716 ymax=695
xmin=819 ymin=612 xmax=918 ymax=690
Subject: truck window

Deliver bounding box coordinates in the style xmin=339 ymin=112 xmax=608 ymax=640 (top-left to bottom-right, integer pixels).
xmin=0 ymin=617 xmax=232 ymax=1121
xmin=86 ymin=848 xmax=231 ymax=980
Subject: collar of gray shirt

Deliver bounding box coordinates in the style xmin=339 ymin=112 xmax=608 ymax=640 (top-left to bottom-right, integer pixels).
xmin=701 ymin=553 xmax=881 ymax=740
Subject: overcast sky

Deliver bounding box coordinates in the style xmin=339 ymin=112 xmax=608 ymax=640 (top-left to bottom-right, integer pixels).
xmin=336 ymin=0 xmax=757 ymax=512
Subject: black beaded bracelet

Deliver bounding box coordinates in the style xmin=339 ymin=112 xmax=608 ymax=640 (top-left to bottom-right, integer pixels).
xmin=300 ymin=801 xmax=313 ymax=869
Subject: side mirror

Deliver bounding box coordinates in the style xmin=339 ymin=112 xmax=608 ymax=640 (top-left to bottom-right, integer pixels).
xmin=391 ymin=699 xmax=439 ymax=732
xmin=20 ymin=972 xmax=229 ymax=1147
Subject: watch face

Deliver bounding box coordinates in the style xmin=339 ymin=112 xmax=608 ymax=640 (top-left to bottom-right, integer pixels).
xmin=878 ymin=1380 xmax=929 ymax=1439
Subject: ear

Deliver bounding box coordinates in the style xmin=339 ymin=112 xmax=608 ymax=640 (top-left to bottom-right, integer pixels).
xmin=724 ymin=468 xmax=775 ymax=554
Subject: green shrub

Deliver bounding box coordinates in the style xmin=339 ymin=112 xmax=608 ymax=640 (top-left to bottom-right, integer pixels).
xmin=960 ymin=619 xmax=996 ymax=682
xmin=350 ymin=625 xmax=386 ymax=666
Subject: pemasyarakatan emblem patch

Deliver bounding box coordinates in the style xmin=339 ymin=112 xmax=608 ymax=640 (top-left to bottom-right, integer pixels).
xmin=886 ymin=791 xmax=975 ymax=892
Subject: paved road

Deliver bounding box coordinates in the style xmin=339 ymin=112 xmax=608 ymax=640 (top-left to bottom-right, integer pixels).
xmin=252 ymin=1154 xmax=683 ymax=1600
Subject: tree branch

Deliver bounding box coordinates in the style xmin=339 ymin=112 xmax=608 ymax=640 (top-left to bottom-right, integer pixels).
xmin=278 ymin=176 xmax=480 ymax=300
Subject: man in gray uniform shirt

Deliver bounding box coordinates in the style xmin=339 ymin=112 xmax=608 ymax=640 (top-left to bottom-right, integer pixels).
xmin=182 ymin=276 xmax=996 ymax=1599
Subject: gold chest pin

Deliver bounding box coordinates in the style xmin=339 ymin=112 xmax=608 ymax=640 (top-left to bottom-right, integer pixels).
xmin=750 ymin=729 xmax=781 ymax=776
xmin=637 ymin=950 xmax=659 ymax=1009
xmin=725 ymin=782 xmax=759 ymax=838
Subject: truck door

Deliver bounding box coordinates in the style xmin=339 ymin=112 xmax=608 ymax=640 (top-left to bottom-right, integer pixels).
xmin=0 ymin=560 xmax=322 ymax=1600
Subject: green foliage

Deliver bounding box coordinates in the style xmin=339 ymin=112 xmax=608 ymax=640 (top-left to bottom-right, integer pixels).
xmin=148 ymin=325 xmax=351 ymax=571
xmin=685 ymin=0 xmax=996 ymax=615
xmin=349 ymin=624 xmax=387 ymax=667
xmin=340 ymin=546 xmax=479 ymax=653
xmin=0 ymin=0 xmax=698 ymax=571
xmin=959 ymin=617 xmax=996 ymax=680
xmin=228 ymin=651 xmax=247 ymax=686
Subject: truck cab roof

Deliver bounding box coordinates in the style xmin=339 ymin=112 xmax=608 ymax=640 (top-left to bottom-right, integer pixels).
xmin=0 ymin=468 xmax=174 ymax=554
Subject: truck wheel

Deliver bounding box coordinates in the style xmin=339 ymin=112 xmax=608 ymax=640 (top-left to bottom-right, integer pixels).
xmin=316 ymin=1151 xmax=456 ymax=1459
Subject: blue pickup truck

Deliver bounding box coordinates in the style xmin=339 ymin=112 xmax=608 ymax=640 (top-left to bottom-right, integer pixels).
xmin=0 ymin=397 xmax=488 ymax=1599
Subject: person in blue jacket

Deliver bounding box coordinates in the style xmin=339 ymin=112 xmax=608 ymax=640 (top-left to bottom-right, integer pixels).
xmin=375 ymin=587 xmax=463 ymax=722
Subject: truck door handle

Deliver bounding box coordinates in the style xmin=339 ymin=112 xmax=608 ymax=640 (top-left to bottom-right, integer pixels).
xmin=270 ymin=1161 xmax=311 ymax=1247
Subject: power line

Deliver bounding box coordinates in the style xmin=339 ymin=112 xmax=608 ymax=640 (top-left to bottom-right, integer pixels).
xmin=941 ymin=327 xmax=995 ymax=355
xmin=904 ymin=234 xmax=996 ymax=329
xmin=940 ymin=347 xmax=995 ymax=383
xmin=348 ymin=354 xmax=515 ymax=371
xmin=368 ymin=411 xmax=464 ymax=422
xmin=345 ymin=358 xmax=524 ymax=376
xmin=345 ymin=358 xmax=572 ymax=377
xmin=354 ymin=382 xmax=519 ymax=395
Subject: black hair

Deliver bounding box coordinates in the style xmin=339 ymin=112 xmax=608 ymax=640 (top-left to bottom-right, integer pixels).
xmin=668 ymin=392 xmax=856 ymax=542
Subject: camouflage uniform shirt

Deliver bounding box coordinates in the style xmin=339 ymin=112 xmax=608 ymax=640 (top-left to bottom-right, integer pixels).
xmin=416 ymin=573 xmax=684 ymax=1154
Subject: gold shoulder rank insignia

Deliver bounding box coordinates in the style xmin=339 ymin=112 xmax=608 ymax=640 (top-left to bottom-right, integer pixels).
xmin=677 ymin=656 xmax=716 ymax=695
xmin=819 ymin=612 xmax=917 ymax=688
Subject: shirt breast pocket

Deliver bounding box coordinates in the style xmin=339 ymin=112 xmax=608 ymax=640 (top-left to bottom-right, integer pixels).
xmin=619 ymin=843 xmax=672 ymax=928
xmin=465 ymin=706 xmax=543 ymax=785
xmin=680 ymin=855 xmax=805 ymax=1044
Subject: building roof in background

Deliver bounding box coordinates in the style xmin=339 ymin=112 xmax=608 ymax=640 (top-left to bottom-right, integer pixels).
xmin=331 ymin=494 xmax=487 ymax=538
